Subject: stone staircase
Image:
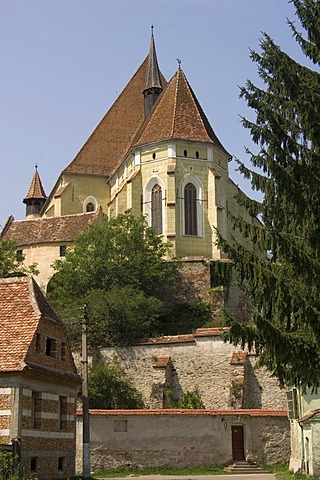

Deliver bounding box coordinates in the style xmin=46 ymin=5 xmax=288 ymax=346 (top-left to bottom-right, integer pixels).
xmin=224 ymin=461 xmax=271 ymax=474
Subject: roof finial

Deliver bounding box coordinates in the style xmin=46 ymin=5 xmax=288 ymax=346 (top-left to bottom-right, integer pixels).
xmin=151 ymin=25 xmax=154 ymax=36
xmin=35 ymin=163 xmax=38 ymax=172
xmin=176 ymin=58 xmax=181 ymax=68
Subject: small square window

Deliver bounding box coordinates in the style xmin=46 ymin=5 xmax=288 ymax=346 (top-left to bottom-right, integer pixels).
xmin=58 ymin=456 xmax=65 ymax=471
xmin=45 ymin=337 xmax=57 ymax=357
xmin=60 ymin=245 xmax=66 ymax=257
xmin=114 ymin=419 xmax=127 ymax=432
xmin=16 ymin=249 xmax=23 ymax=260
xmin=30 ymin=456 xmax=38 ymax=472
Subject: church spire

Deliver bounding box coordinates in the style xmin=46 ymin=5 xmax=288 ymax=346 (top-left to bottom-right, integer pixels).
xmin=143 ymin=27 xmax=163 ymax=118
xmin=23 ymin=165 xmax=47 ymax=217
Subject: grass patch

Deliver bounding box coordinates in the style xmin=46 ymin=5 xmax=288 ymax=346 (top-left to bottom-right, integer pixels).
xmin=266 ymin=464 xmax=312 ymax=479
xmin=92 ymin=465 xmax=226 ymax=478
xmin=84 ymin=464 xmax=314 ymax=479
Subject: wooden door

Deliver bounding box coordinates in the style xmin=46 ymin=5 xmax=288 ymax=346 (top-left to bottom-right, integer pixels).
xmin=232 ymin=425 xmax=245 ymax=461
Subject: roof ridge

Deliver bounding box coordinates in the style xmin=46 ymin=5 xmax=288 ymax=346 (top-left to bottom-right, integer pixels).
xmin=63 ymin=55 xmax=151 ymax=177
xmin=179 ymin=69 xmax=211 ymax=141
xmin=169 ymin=69 xmax=179 ymax=138
xmin=7 ymin=210 xmax=99 ymax=225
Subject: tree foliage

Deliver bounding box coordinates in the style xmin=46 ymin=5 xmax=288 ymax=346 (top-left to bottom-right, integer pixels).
xmin=87 ymin=361 xmax=145 ymax=409
xmin=219 ymin=0 xmax=320 ymax=388
xmin=48 ymin=214 xmax=180 ymax=346
xmin=0 ymin=239 xmax=38 ymax=278
xmin=178 ymin=389 xmax=206 ymax=409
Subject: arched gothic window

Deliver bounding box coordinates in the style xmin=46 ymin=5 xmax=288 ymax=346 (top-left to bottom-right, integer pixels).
xmin=86 ymin=202 xmax=95 ymax=213
xmin=83 ymin=196 xmax=97 ymax=213
xmin=151 ymin=184 xmax=162 ymax=235
xmin=184 ymin=182 xmax=197 ymax=235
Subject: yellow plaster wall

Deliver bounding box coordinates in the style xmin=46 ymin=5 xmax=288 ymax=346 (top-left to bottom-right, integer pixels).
xmin=19 ymin=242 xmax=72 ymax=291
xmin=176 ymin=143 xmax=207 ymax=160
xmin=44 ymin=174 xmax=110 ymax=217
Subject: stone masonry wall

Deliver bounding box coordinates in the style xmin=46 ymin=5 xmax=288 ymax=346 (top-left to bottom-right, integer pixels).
xmin=99 ymin=331 xmax=287 ymax=410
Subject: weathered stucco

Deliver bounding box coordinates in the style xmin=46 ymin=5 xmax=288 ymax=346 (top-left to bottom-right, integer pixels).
xmin=76 ymin=410 xmax=290 ymax=472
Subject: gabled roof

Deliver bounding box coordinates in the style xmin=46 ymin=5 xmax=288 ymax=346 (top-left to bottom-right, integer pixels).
xmin=0 ymin=277 xmax=62 ymax=372
xmin=134 ymin=67 xmax=228 ymax=152
xmin=63 ymin=56 xmax=167 ymax=178
xmin=23 ymin=168 xmax=47 ymax=202
xmin=2 ymin=209 xmax=102 ymax=245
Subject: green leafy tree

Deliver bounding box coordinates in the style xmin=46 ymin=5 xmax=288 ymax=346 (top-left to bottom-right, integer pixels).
xmin=49 ymin=214 xmax=179 ymax=345
xmin=85 ymin=286 xmax=162 ymax=345
xmin=87 ymin=361 xmax=145 ymax=409
xmin=178 ymin=389 xmax=206 ymax=409
xmin=0 ymin=239 xmax=38 ymax=278
xmin=219 ymin=0 xmax=320 ymax=388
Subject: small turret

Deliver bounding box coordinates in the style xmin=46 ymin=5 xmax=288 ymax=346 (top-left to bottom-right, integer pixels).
xmin=23 ymin=165 xmax=47 ymax=217
xmin=143 ymin=27 xmax=163 ymax=118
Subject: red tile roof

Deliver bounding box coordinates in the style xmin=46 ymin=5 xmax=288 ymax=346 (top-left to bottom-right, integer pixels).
xmin=63 ymin=56 xmax=167 ymax=178
xmin=62 ymin=56 xmax=227 ymax=180
xmin=300 ymin=408 xmax=320 ymax=423
xmin=134 ymin=68 xmax=228 ymax=152
xmin=23 ymin=170 xmax=47 ymax=201
xmin=230 ymin=351 xmax=248 ymax=365
xmin=2 ymin=210 xmax=101 ymax=245
xmin=81 ymin=409 xmax=288 ymax=417
xmin=129 ymin=328 xmax=230 ymax=346
xmin=0 ymin=277 xmax=61 ymax=372
xmin=153 ymin=355 xmax=171 ymax=368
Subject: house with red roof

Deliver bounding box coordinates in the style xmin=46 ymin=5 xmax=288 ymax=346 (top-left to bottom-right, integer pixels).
xmin=0 ymin=276 xmax=81 ymax=478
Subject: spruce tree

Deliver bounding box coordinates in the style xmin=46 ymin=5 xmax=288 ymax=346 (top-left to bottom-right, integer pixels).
xmin=220 ymin=0 xmax=320 ymax=388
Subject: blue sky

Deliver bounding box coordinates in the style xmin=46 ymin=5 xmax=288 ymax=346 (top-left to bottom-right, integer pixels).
xmin=0 ymin=0 xmax=304 ymax=228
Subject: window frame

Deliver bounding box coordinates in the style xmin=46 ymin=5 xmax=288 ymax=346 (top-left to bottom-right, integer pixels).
xmin=180 ymin=174 xmax=203 ymax=237
xmin=144 ymin=176 xmax=166 ymax=235
xmin=83 ymin=195 xmax=97 ymax=213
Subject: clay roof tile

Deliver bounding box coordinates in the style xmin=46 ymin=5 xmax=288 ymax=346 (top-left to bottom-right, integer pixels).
xmin=2 ymin=210 xmax=100 ymax=245
xmin=23 ymin=170 xmax=47 ymax=202
xmin=134 ymin=68 xmax=228 ymax=151
xmin=0 ymin=277 xmax=60 ymax=372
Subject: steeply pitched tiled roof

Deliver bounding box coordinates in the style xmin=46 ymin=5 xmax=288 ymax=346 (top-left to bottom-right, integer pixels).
xmin=144 ymin=33 xmax=163 ymax=91
xmin=134 ymin=67 xmax=228 ymax=152
xmin=63 ymin=57 xmax=167 ymax=177
xmin=2 ymin=210 xmax=101 ymax=245
xmin=62 ymin=48 xmax=227 ymax=180
xmin=23 ymin=170 xmax=47 ymax=201
xmin=0 ymin=277 xmax=61 ymax=372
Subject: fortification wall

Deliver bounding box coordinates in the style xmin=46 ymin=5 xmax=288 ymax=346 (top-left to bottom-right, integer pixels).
xmin=98 ymin=330 xmax=288 ymax=410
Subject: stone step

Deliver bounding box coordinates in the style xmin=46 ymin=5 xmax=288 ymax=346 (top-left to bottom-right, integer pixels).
xmin=224 ymin=462 xmax=270 ymax=474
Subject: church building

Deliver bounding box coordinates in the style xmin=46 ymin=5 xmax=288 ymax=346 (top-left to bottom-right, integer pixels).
xmin=1 ymin=33 xmax=254 ymax=291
